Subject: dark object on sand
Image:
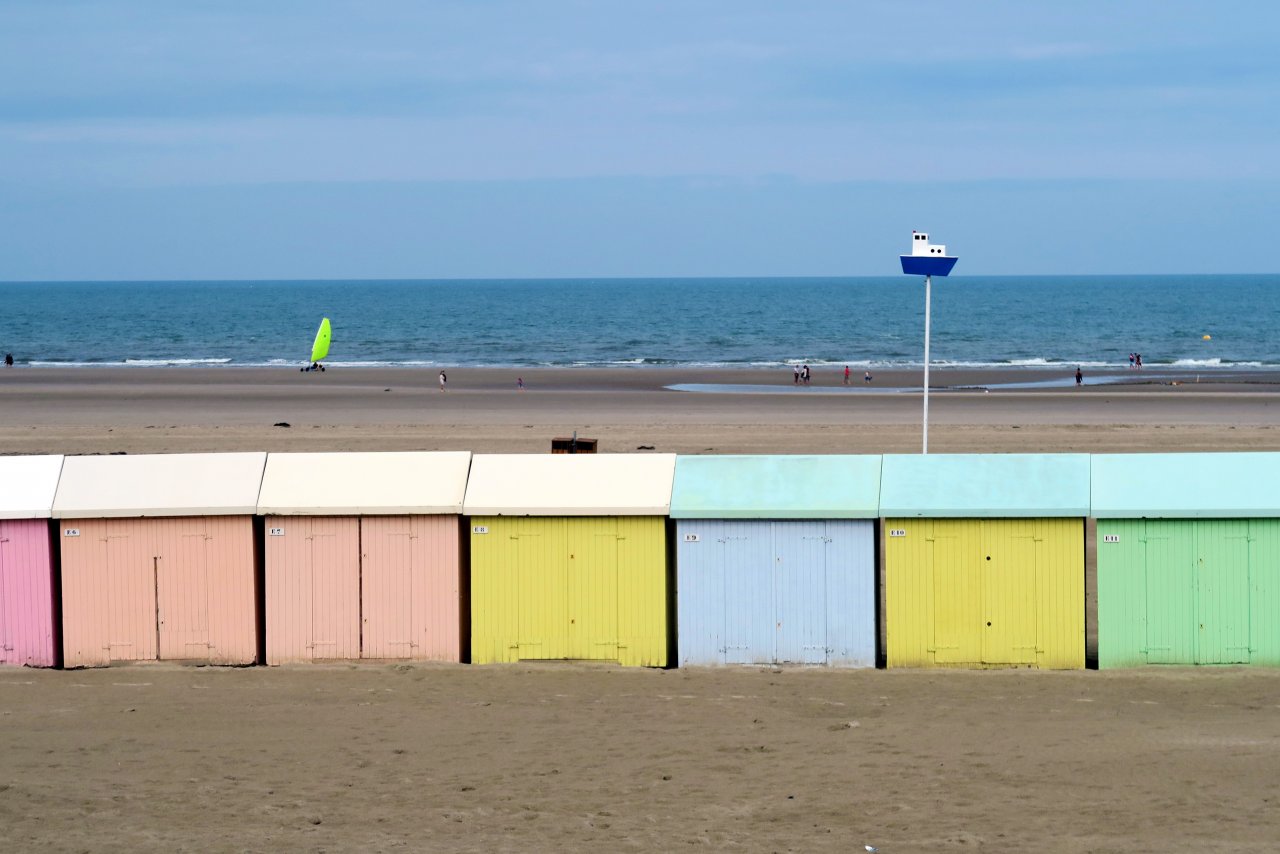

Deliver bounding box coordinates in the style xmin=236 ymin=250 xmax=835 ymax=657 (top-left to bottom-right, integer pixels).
xmin=274 ymin=422 xmax=291 ymax=428
xmin=636 ymin=445 xmax=656 ymax=450
xmin=551 ymin=432 xmax=597 ymax=454
xmin=3 ymin=353 xmax=13 ymax=366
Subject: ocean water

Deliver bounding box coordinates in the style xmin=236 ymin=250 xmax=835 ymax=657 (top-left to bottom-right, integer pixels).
xmin=0 ymin=275 xmax=1277 ymax=369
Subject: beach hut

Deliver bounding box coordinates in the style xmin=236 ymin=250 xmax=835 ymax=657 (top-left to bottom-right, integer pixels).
xmin=0 ymin=455 xmax=64 ymax=667
xmin=53 ymin=453 xmax=266 ymax=668
xmin=669 ymin=455 xmax=880 ymax=667
xmin=1093 ymin=453 xmax=1280 ymax=667
xmin=880 ymin=454 xmax=1088 ymax=669
xmin=256 ymin=451 xmax=471 ymax=664
xmin=465 ymin=454 xmax=676 ymax=667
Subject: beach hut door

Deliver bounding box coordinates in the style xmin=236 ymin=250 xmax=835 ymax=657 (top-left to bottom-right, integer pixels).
xmin=363 ymin=528 xmax=416 ymax=659
xmin=0 ymin=533 xmax=9 ymax=658
xmin=722 ymin=528 xmax=769 ymax=665
xmin=930 ymin=530 xmax=975 ymax=664
xmin=307 ymin=529 xmax=343 ymax=659
xmin=1195 ymin=524 xmax=1251 ymax=664
xmin=773 ymin=524 xmax=828 ymax=665
xmin=157 ymin=531 xmax=213 ymax=660
xmin=105 ymin=529 xmax=152 ymax=661
xmin=982 ymin=532 xmax=1039 ymax=665
xmin=515 ymin=529 xmax=559 ymax=659
xmin=566 ymin=530 xmax=619 ymax=660
xmin=1142 ymin=528 xmax=1194 ymax=664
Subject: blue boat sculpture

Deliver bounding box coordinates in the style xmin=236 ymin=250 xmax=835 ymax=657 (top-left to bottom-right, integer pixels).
xmin=900 ymin=231 xmax=958 ymax=276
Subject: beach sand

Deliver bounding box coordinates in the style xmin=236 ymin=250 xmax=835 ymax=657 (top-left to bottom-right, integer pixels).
xmin=2 ymin=366 xmax=1279 ymax=852
xmin=1 ymin=664 xmax=1277 ymax=852
xmin=3 ymin=365 xmax=1280 ymax=455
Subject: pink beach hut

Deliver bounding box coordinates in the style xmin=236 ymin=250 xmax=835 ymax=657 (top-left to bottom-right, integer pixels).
xmin=256 ymin=451 xmax=471 ymax=664
xmin=0 ymin=455 xmax=64 ymax=667
xmin=53 ymin=453 xmax=266 ymax=668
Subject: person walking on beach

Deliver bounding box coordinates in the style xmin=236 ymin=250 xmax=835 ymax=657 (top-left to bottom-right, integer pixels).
xmin=3 ymin=353 xmax=12 ymax=367
xmin=793 ymin=365 xmax=800 ymax=384
xmin=1075 ymin=367 xmax=1083 ymax=387
xmin=438 ymin=370 xmax=447 ymax=392
xmin=802 ymin=364 xmax=811 ymax=385
xmin=1129 ymin=353 xmax=1135 ymax=369
xmin=843 ymin=365 xmax=850 ymax=385
xmin=865 ymin=370 xmax=873 ymax=384
xmin=517 ymin=376 xmax=524 ymax=391
xmin=1135 ymin=353 xmax=1142 ymax=368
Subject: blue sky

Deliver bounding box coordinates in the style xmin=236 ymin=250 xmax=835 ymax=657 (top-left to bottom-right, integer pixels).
xmin=1 ymin=1 xmax=1277 ymax=278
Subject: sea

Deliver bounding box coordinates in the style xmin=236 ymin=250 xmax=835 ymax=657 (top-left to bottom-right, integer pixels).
xmin=1 ymin=275 xmax=1277 ymax=370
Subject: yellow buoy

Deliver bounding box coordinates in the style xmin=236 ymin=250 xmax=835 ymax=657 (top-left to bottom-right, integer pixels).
xmin=1202 ymin=334 xmax=1212 ymax=341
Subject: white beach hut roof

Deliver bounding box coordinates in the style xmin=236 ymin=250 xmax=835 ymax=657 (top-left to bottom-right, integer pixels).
xmin=0 ymin=455 xmax=65 ymax=519
xmin=53 ymin=453 xmax=267 ymax=518
xmin=463 ymin=454 xmax=677 ymax=516
xmin=257 ymin=451 xmax=472 ymax=515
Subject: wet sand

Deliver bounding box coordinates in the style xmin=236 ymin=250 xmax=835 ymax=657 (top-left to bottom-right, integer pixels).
xmin=3 ymin=366 xmax=1280 ymax=852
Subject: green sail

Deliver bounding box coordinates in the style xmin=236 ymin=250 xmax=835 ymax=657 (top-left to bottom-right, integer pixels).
xmin=310 ymin=317 xmax=331 ymax=363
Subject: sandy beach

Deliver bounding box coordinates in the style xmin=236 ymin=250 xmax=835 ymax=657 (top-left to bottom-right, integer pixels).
xmin=3 ymin=365 xmax=1280 ymax=456
xmin=3 ymin=366 xmax=1280 ymax=852
xmin=1 ymin=664 xmax=1278 ymax=852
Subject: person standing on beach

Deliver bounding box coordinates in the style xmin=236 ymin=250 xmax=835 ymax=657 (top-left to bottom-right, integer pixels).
xmin=843 ymin=365 xmax=850 ymax=385
xmin=517 ymin=376 xmax=524 ymax=391
xmin=865 ymin=370 xmax=873 ymax=384
xmin=438 ymin=370 xmax=447 ymax=392
xmin=3 ymin=353 xmax=12 ymax=367
xmin=1129 ymin=353 xmax=1135 ymax=369
xmin=1136 ymin=353 xmax=1142 ymax=368
xmin=802 ymin=364 xmax=811 ymax=385
xmin=793 ymin=365 xmax=800 ymax=384
xmin=1075 ymin=367 xmax=1083 ymax=387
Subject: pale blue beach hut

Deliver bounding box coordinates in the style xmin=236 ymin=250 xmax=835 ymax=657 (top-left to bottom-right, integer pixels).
xmin=670 ymin=455 xmax=881 ymax=667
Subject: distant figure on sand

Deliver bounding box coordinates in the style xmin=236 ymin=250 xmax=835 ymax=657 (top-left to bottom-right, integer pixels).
xmin=843 ymin=365 xmax=850 ymax=385
xmin=1075 ymin=367 xmax=1083 ymax=387
xmin=802 ymin=364 xmax=811 ymax=385
xmin=793 ymin=365 xmax=800 ymax=384
xmin=1135 ymin=353 xmax=1142 ymax=368
xmin=864 ymin=370 xmax=873 ymax=384
xmin=439 ymin=370 xmax=447 ymax=392
xmin=3 ymin=353 xmax=12 ymax=367
xmin=517 ymin=376 xmax=524 ymax=391
xmin=1129 ymin=353 xmax=1135 ymax=369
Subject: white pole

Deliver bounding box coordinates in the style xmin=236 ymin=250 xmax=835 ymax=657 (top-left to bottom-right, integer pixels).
xmin=922 ymin=273 xmax=931 ymax=455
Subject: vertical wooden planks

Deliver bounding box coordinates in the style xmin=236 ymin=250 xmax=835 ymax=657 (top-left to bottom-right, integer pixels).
xmin=0 ymin=520 xmax=56 ymax=667
xmin=264 ymin=516 xmax=360 ymax=664
xmin=360 ymin=515 xmax=462 ymax=661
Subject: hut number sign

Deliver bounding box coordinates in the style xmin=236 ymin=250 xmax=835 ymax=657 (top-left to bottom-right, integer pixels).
xmin=63 ymin=528 xmax=80 ymax=537
xmin=888 ymin=529 xmax=907 ymax=538
xmin=473 ymin=526 xmax=489 ymax=534
xmin=269 ymin=528 xmax=285 ymax=536
xmin=1103 ymin=534 xmax=1120 ymax=543
xmin=683 ymin=533 xmax=700 ymax=543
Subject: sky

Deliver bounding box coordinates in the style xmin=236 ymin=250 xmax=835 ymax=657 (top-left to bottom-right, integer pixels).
xmin=1 ymin=1 xmax=1278 ymax=279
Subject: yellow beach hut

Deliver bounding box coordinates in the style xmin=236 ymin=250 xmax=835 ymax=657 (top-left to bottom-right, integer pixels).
xmin=880 ymin=454 xmax=1089 ymax=669
xmin=465 ymin=454 xmax=676 ymax=667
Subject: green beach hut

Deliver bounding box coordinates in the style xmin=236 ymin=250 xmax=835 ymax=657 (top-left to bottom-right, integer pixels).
xmin=1093 ymin=453 xmax=1280 ymax=668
